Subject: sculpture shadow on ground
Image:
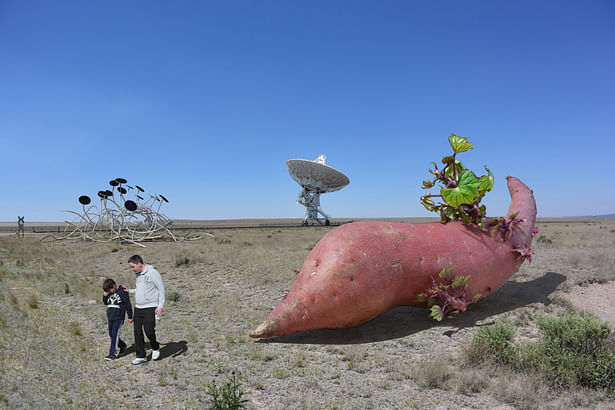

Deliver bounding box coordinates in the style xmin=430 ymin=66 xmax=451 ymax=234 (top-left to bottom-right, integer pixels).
xmin=257 ymin=271 xmax=566 ymax=345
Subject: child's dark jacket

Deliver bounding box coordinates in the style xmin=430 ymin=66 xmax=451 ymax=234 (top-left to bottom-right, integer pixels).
xmin=102 ymin=287 xmax=133 ymax=321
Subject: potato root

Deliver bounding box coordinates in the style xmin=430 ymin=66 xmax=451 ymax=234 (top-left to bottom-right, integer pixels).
xmin=250 ymin=176 xmax=536 ymax=338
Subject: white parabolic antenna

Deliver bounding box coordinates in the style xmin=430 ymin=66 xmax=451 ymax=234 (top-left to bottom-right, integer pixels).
xmin=286 ymin=155 xmax=350 ymax=225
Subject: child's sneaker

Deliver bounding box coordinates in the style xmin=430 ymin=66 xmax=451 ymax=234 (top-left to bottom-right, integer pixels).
xmin=152 ymin=350 xmax=160 ymax=360
xmin=104 ymin=354 xmax=116 ymax=361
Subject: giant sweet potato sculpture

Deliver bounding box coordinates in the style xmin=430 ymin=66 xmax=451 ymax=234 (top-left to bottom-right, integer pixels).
xmin=250 ymin=136 xmax=537 ymax=339
xmin=249 ymin=176 xmax=536 ymax=339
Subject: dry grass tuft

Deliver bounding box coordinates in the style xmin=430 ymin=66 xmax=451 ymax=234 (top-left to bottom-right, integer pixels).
xmin=488 ymin=370 xmax=548 ymax=409
xmin=410 ymin=355 xmax=455 ymax=390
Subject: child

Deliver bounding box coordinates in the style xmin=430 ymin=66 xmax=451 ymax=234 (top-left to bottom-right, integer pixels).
xmin=102 ymin=278 xmax=133 ymax=360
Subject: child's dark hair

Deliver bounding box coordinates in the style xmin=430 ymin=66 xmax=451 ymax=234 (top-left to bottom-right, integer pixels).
xmin=103 ymin=278 xmax=116 ymax=291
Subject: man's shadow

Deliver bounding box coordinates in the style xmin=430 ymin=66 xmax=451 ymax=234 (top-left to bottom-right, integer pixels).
xmin=257 ymin=271 xmax=566 ymax=345
xmin=120 ymin=341 xmax=188 ymax=360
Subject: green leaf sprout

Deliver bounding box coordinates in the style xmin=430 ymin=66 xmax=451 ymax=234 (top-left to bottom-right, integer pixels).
xmin=421 ymin=134 xmax=493 ymax=226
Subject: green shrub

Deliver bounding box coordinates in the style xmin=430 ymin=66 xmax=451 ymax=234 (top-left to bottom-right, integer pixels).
xmin=168 ymin=291 xmax=181 ymax=302
xmin=206 ymin=371 xmax=248 ymax=409
xmin=69 ymin=322 xmax=82 ymax=336
xmin=466 ymin=321 xmax=518 ymax=366
xmin=536 ymin=234 xmax=553 ymax=245
xmin=524 ymin=313 xmax=615 ymax=391
xmin=468 ymin=313 xmax=615 ymax=393
xmin=27 ymin=295 xmax=38 ymax=309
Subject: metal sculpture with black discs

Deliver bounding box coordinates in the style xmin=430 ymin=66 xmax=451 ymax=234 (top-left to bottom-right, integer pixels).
xmin=56 ymin=178 xmax=177 ymax=246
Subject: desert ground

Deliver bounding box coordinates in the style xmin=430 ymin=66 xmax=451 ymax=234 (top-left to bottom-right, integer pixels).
xmin=1 ymin=218 xmax=614 ymax=409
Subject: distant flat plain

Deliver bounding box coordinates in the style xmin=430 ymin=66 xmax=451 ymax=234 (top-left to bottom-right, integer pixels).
xmin=0 ymin=216 xmax=609 ymax=232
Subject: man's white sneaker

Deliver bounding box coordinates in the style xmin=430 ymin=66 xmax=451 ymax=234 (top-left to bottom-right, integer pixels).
xmin=131 ymin=357 xmax=147 ymax=365
xmin=152 ymin=350 xmax=160 ymax=360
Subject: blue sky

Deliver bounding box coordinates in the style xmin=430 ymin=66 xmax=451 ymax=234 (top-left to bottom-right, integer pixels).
xmin=1 ymin=1 xmax=613 ymax=221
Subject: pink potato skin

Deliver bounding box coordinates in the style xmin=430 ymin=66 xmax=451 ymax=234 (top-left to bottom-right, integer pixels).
xmin=250 ymin=176 xmax=536 ymax=338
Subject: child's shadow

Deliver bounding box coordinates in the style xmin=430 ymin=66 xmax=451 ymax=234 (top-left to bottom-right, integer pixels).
xmin=120 ymin=341 xmax=188 ymax=361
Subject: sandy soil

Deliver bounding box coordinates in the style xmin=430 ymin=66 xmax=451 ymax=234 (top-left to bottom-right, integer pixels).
xmin=559 ymin=281 xmax=615 ymax=325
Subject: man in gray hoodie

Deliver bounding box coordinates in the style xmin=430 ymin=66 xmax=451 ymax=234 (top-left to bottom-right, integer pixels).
xmin=127 ymin=254 xmax=165 ymax=365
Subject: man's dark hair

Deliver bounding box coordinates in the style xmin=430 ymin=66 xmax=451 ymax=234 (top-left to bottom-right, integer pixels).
xmin=128 ymin=255 xmax=144 ymax=265
xmin=103 ymin=278 xmax=116 ymax=291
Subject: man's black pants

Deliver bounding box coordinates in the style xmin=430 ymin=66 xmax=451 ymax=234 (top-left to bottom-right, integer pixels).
xmin=133 ymin=307 xmax=159 ymax=358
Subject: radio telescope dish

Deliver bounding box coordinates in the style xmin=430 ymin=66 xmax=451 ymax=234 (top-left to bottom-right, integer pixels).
xmin=286 ymin=155 xmax=349 ymax=226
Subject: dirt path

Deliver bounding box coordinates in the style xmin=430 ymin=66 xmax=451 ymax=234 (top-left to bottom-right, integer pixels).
xmin=558 ymin=281 xmax=615 ymax=326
